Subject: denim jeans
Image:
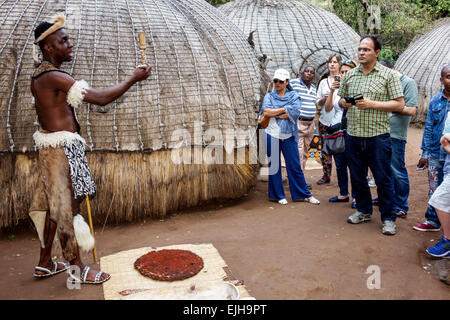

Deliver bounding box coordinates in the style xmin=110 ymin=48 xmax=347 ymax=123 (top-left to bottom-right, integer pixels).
xmin=425 ymin=157 xmax=445 ymax=227
xmin=334 ymin=147 xmax=356 ymax=199
xmin=346 ymin=133 xmax=396 ymax=222
xmin=266 ymin=134 xmax=311 ymax=201
xmin=391 ymin=138 xmax=409 ymax=214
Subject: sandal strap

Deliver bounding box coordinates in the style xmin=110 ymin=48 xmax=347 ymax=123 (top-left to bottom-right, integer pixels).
xmin=94 ymin=271 xmax=104 ymax=283
xmin=81 ymin=266 xmax=90 ymax=282
xmin=34 ymin=266 xmax=52 ymax=274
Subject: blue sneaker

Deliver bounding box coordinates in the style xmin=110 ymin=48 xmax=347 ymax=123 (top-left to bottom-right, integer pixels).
xmin=426 ymin=237 xmax=450 ymax=258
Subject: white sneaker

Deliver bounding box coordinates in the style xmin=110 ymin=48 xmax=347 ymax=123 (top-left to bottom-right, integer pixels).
xmin=307 ymin=196 xmax=320 ymax=205
xmin=382 ymin=220 xmax=396 ymax=235
xmin=347 ymin=211 xmax=371 ymax=224
xmin=278 ymin=198 xmax=288 ymax=205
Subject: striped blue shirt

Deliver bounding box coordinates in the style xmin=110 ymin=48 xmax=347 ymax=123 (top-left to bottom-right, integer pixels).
xmin=290 ymin=78 xmax=317 ymax=119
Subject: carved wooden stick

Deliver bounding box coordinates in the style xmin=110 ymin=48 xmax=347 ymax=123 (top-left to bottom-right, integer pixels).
xmin=85 ymin=195 xmax=98 ymax=263
xmin=138 ymin=33 xmax=147 ymax=65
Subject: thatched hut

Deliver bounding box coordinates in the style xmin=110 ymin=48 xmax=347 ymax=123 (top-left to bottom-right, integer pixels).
xmin=219 ymin=0 xmax=360 ymax=81
xmin=0 ymin=0 xmax=262 ymax=228
xmin=395 ymin=19 xmax=450 ymax=122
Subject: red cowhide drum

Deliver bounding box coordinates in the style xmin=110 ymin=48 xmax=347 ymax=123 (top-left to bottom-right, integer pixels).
xmin=134 ymin=249 xmax=204 ymax=281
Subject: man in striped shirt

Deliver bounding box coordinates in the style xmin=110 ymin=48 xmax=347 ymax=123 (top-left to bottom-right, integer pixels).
xmin=338 ymin=35 xmax=404 ymax=235
xmin=290 ymin=66 xmax=317 ymax=170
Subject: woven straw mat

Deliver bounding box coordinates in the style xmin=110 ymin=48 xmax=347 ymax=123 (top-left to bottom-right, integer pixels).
xmin=100 ymin=243 xmax=252 ymax=300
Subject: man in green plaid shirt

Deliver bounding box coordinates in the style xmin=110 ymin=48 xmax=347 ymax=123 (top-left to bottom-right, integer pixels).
xmin=338 ymin=35 xmax=405 ymax=235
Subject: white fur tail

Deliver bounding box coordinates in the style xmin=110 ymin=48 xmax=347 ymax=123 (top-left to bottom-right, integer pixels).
xmin=73 ymin=214 xmax=95 ymax=252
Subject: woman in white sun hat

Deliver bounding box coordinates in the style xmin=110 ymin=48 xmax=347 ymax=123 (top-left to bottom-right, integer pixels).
xmin=259 ymin=68 xmax=320 ymax=205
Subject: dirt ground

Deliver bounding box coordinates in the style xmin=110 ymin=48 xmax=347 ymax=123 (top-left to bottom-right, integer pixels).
xmin=1 ymin=126 xmax=449 ymax=300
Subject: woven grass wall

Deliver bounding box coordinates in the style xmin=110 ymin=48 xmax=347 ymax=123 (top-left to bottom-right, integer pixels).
xmin=219 ymin=0 xmax=360 ymax=82
xmin=395 ymin=19 xmax=450 ymax=123
xmin=0 ymin=0 xmax=262 ymax=228
xmin=0 ymin=151 xmax=258 ymax=228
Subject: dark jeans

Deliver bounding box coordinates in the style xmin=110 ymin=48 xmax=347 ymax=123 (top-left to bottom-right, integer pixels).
xmin=334 ymin=143 xmax=356 ymax=199
xmin=391 ymin=138 xmax=410 ymax=214
xmin=346 ymin=133 xmax=396 ymax=222
xmin=425 ymin=157 xmax=444 ymax=227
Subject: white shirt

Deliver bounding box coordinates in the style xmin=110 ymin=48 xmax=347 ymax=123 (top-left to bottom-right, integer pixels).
xmin=290 ymin=78 xmax=317 ymax=119
xmin=265 ymin=118 xmax=292 ymax=140
xmin=329 ymin=95 xmax=345 ymax=127
xmin=316 ymin=77 xmax=339 ymax=126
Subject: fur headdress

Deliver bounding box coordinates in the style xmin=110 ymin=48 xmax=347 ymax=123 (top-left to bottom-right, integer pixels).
xmin=33 ymin=14 xmax=66 ymax=66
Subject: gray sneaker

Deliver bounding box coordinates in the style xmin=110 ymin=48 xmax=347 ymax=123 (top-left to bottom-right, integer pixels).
xmin=382 ymin=220 xmax=396 ymax=235
xmin=347 ymin=211 xmax=371 ymax=224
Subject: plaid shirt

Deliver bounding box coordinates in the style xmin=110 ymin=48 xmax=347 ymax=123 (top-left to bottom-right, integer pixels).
xmin=338 ymin=62 xmax=404 ymax=137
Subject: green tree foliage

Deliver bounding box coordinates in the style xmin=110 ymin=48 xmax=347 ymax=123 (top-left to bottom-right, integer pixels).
xmin=205 ymin=0 xmax=231 ymax=6
xmin=378 ymin=1 xmax=433 ymax=61
xmin=332 ymin=0 xmax=447 ymax=62
xmin=406 ymin=0 xmax=450 ymax=18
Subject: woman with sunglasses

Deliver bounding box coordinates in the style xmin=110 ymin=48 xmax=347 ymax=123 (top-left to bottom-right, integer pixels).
xmin=316 ymin=54 xmax=342 ymax=185
xmin=260 ymin=68 xmax=320 ymax=205
xmin=326 ymin=59 xmax=358 ymax=207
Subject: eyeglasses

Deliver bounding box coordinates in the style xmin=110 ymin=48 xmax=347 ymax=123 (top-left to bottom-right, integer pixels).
xmin=273 ymin=79 xmax=286 ymax=84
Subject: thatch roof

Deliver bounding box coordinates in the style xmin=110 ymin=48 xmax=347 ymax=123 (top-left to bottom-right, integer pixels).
xmin=395 ymin=19 xmax=450 ymax=122
xmin=0 ymin=0 xmax=262 ymax=228
xmin=219 ymin=0 xmax=360 ymax=81
xmin=0 ymin=0 xmax=261 ymax=153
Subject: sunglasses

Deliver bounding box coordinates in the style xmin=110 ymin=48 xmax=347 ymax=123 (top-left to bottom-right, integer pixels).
xmin=273 ymin=79 xmax=286 ymax=84
xmin=341 ymin=59 xmax=356 ymax=66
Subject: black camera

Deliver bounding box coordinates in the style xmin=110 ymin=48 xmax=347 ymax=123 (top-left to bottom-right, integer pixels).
xmin=334 ymin=76 xmax=341 ymax=83
xmin=344 ymin=94 xmax=363 ymax=105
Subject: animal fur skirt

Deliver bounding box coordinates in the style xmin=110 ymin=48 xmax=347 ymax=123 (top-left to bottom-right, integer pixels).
xmin=29 ymin=130 xmax=96 ymax=261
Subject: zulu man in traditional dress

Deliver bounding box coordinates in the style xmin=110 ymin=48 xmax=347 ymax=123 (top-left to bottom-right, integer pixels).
xmin=30 ymin=14 xmax=151 ymax=284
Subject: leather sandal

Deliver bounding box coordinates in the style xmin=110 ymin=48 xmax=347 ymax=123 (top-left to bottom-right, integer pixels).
xmin=33 ymin=261 xmax=69 ymax=278
xmin=69 ymin=265 xmax=111 ymax=284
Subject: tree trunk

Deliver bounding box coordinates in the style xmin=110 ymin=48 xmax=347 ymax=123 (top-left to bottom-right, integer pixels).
xmin=327 ymin=0 xmax=334 ymax=12
xmin=357 ymin=9 xmax=365 ymax=35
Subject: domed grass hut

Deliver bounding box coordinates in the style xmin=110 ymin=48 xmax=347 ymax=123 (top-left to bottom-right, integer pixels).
xmin=219 ymin=0 xmax=360 ymax=81
xmin=395 ymin=19 xmax=450 ymax=123
xmin=0 ymin=0 xmax=262 ymax=228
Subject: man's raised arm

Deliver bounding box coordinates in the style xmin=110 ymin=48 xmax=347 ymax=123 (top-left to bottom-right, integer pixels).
xmin=49 ymin=65 xmax=151 ymax=109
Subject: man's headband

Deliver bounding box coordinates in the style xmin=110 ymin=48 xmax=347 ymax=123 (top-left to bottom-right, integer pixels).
xmin=33 ymin=14 xmax=66 ymax=66
xmin=34 ymin=14 xmax=66 ymax=44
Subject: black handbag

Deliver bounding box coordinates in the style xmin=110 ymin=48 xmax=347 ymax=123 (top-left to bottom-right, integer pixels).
xmin=323 ymin=129 xmax=345 ymax=155
xmin=323 ymin=108 xmax=347 ymax=155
